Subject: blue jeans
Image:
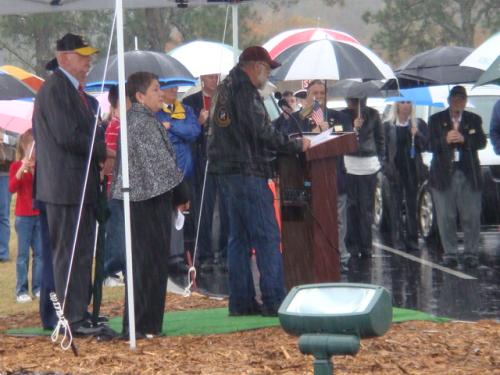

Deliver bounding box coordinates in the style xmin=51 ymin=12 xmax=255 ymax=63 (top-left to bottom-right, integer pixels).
xmin=104 ymin=199 xmax=125 ymax=277
xmin=0 ymin=175 xmax=11 ymax=260
xmin=218 ymin=174 xmax=285 ymax=313
xmin=15 ymin=215 xmax=42 ymax=295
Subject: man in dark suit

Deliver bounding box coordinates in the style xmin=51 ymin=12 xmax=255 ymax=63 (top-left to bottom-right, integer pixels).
xmin=33 ymin=33 xmax=106 ymax=332
xmin=428 ymin=85 xmax=486 ymax=268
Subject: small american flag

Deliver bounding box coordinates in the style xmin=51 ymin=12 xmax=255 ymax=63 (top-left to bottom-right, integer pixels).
xmin=311 ymin=100 xmax=324 ymax=127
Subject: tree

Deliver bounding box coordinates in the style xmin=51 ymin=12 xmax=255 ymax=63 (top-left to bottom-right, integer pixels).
xmin=0 ymin=4 xmax=262 ymax=76
xmin=363 ymin=0 xmax=500 ymax=64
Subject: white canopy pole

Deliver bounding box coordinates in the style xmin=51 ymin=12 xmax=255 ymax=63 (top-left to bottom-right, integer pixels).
xmin=231 ymin=2 xmax=238 ymax=65
xmin=115 ymin=0 xmax=136 ymax=349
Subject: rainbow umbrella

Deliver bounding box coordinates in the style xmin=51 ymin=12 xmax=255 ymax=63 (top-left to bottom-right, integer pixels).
xmin=0 ymin=65 xmax=44 ymax=92
xmin=0 ymin=99 xmax=34 ymax=134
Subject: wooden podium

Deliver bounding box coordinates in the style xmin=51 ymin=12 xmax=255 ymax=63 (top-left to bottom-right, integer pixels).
xmin=277 ymin=132 xmax=358 ymax=289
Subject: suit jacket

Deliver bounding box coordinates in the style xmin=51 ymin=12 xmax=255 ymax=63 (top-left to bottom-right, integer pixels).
xmin=33 ymin=69 xmax=106 ymax=205
xmin=428 ymin=108 xmax=486 ymax=191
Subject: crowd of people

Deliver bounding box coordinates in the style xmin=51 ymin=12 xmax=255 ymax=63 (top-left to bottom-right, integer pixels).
xmin=0 ymin=31 xmax=499 ymax=339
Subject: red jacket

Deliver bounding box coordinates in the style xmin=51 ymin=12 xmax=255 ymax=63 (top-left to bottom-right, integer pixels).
xmin=8 ymin=160 xmax=39 ymax=216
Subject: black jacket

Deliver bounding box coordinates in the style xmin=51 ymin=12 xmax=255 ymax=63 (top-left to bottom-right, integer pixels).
xmin=342 ymin=106 xmax=385 ymax=163
xmin=384 ymin=118 xmax=428 ymax=186
xmin=33 ymin=69 xmax=106 ymax=205
xmin=428 ymin=108 xmax=486 ymax=191
xmin=207 ymin=66 xmax=302 ymax=178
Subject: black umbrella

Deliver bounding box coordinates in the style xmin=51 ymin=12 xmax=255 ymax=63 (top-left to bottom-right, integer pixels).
xmin=328 ymin=79 xmax=399 ymax=98
xmin=395 ymin=46 xmax=483 ymax=88
xmin=0 ymin=71 xmax=36 ymax=100
xmin=86 ymin=50 xmax=195 ymax=89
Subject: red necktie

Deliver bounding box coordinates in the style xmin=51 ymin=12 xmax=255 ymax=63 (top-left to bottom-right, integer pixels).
xmin=78 ymin=85 xmax=90 ymax=110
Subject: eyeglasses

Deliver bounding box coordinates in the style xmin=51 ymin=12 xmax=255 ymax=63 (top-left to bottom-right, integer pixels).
xmin=399 ymin=101 xmax=412 ymax=104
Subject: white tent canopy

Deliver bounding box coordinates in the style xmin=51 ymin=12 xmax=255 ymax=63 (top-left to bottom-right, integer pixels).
xmin=0 ymin=0 xmax=235 ymax=15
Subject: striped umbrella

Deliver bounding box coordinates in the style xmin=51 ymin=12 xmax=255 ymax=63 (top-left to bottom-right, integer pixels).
xmin=271 ymin=39 xmax=394 ymax=82
xmin=0 ymin=65 xmax=44 ymax=91
xmin=0 ymin=70 xmax=36 ymax=100
xmin=263 ymin=27 xmax=360 ymax=59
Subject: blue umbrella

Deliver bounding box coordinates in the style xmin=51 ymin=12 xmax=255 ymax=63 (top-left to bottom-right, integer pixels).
xmin=385 ymin=87 xmax=446 ymax=107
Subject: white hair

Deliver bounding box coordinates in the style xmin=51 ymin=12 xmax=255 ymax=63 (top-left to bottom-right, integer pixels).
xmin=389 ymin=101 xmax=418 ymax=128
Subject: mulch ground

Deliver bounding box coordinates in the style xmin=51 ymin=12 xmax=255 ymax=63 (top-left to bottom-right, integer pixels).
xmin=1 ymin=293 xmax=499 ymax=375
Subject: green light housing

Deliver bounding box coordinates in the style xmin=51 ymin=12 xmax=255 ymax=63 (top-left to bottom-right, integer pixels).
xmin=278 ymin=283 xmax=392 ymax=338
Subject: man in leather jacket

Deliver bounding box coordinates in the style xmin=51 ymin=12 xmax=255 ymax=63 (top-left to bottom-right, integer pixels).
xmin=428 ymin=85 xmax=486 ymax=268
xmin=207 ymin=46 xmax=310 ymax=316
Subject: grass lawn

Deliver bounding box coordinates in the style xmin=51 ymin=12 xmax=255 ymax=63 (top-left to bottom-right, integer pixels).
xmin=0 ymin=202 xmax=124 ymax=317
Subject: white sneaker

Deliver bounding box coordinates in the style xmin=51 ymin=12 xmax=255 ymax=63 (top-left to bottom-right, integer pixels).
xmin=16 ymin=294 xmax=32 ymax=303
xmin=103 ymin=276 xmax=125 ymax=287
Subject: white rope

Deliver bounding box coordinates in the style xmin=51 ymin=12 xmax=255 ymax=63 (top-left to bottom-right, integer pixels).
xmin=54 ymin=9 xmax=117 ymax=351
xmin=183 ymin=6 xmax=230 ymax=297
xmin=183 ymin=160 xmax=209 ymax=297
xmin=50 ymin=292 xmax=73 ymax=351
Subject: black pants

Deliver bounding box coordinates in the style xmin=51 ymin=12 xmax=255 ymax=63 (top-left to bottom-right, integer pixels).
xmin=123 ymin=191 xmax=172 ymax=336
xmin=388 ymin=177 xmax=419 ymax=249
xmin=45 ymin=203 xmax=96 ymax=326
xmin=346 ymin=173 xmax=378 ymax=255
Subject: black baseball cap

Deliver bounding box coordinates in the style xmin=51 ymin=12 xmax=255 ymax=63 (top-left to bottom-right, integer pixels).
xmin=449 ymin=85 xmax=467 ymax=98
xmin=56 ymin=33 xmax=99 ymax=56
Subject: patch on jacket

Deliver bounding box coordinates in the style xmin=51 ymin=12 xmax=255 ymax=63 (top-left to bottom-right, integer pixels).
xmin=215 ymin=105 xmax=231 ymax=127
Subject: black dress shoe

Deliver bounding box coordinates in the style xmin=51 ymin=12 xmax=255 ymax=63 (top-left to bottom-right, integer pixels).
xmin=229 ymin=303 xmax=262 ymax=316
xmin=261 ymin=306 xmax=279 ymax=317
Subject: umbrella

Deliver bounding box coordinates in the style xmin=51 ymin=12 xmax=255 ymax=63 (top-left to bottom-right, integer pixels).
xmin=0 ymin=71 xmax=36 ymax=100
xmin=475 ymin=55 xmax=500 ymax=87
xmin=168 ymin=40 xmax=240 ymax=77
xmin=271 ymin=39 xmax=394 ymax=82
xmin=263 ymin=27 xmax=360 ymax=59
xmin=395 ymin=46 xmax=483 ymax=87
xmin=0 ymin=65 xmax=44 ymax=91
xmin=0 ymin=99 xmax=34 ymax=134
xmin=86 ymin=50 xmax=196 ymax=89
xmin=328 ymin=79 xmax=398 ymax=98
xmin=460 ymin=32 xmax=500 ymax=71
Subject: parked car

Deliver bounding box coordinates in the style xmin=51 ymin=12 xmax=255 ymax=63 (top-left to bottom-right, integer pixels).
xmin=374 ymin=84 xmax=500 ymax=242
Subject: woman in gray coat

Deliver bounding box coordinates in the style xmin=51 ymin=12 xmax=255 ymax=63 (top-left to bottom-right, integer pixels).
xmin=111 ymin=72 xmax=189 ymax=337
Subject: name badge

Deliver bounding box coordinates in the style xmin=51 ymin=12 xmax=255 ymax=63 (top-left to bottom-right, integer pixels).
xmin=468 ymin=128 xmax=476 ymax=134
xmin=454 ymin=150 xmax=460 ymax=161
xmin=334 ymin=125 xmax=343 ymax=132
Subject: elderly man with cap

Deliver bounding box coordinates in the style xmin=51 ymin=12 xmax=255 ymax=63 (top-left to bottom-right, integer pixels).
xmin=428 ymin=85 xmax=486 ymax=269
xmin=207 ymin=46 xmax=310 ymax=317
xmin=33 ymin=33 xmax=106 ymax=334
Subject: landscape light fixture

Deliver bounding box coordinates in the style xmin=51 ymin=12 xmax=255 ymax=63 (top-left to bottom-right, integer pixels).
xmin=278 ymin=283 xmax=392 ymax=375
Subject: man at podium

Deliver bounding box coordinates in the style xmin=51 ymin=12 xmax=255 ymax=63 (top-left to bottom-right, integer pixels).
xmin=207 ymin=46 xmax=311 ymax=317
xmin=279 ymin=80 xmax=353 ymax=270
